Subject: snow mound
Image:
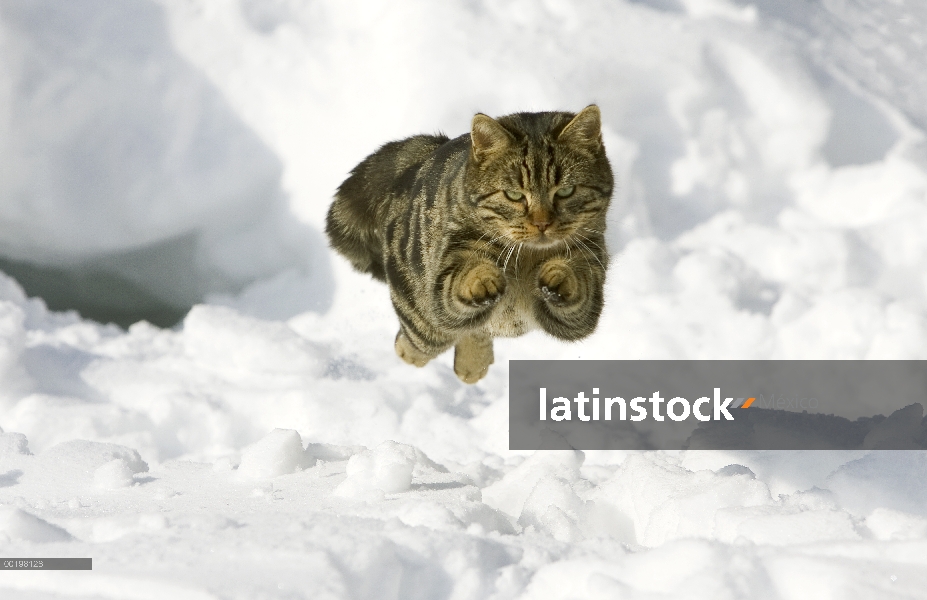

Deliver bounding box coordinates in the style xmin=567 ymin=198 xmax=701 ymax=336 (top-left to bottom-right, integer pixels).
xmin=0 ymin=431 xmax=30 ymax=459
xmin=0 ymin=0 xmax=330 ymax=326
xmin=826 ymin=451 xmax=927 ymax=517
xmin=0 ymin=507 xmax=71 ymax=543
xmin=29 ymin=441 xmax=149 ymax=495
xmin=93 ymin=459 xmax=139 ymax=490
xmin=237 ymin=428 xmax=309 ymax=479
xmin=183 ymin=305 xmax=327 ymax=377
xmin=482 ymin=450 xmax=584 ymax=518
xmin=592 ymin=453 xmax=772 ymax=546
xmin=41 ymin=440 xmax=148 ymax=475
xmin=518 ymin=476 xmax=588 ymax=542
xmin=335 ymin=441 xmax=441 ymax=497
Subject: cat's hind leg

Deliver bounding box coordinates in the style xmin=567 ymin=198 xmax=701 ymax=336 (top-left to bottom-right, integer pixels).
xmin=453 ymin=333 xmax=494 ymax=384
xmin=395 ymin=330 xmax=434 ymax=367
xmin=394 ymin=317 xmax=453 ymax=368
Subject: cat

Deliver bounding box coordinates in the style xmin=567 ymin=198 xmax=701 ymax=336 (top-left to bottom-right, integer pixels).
xmin=326 ymin=105 xmax=613 ymax=383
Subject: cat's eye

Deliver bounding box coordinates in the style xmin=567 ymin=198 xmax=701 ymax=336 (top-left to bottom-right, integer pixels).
xmin=503 ymin=190 xmax=525 ymax=201
xmin=555 ymin=186 xmax=575 ymax=198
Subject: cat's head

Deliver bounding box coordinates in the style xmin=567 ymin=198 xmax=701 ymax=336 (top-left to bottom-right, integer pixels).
xmin=464 ymin=106 xmax=613 ymax=250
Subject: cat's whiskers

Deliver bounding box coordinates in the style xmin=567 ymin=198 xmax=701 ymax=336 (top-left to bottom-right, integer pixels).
xmin=572 ymin=236 xmax=605 ymax=271
xmin=472 ymin=231 xmax=491 ymax=249
xmin=574 ymin=231 xmax=605 ymax=253
xmin=471 ymin=231 xmax=492 ymax=255
xmin=496 ymin=241 xmax=513 ymax=267
xmin=472 ymin=231 xmax=490 ymax=246
xmin=570 ymin=238 xmax=595 ymax=272
xmin=477 ymin=233 xmax=507 ymax=257
xmin=502 ymin=242 xmax=517 ymax=273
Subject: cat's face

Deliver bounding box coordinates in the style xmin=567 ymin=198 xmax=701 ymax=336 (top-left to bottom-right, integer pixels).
xmin=465 ymin=106 xmax=613 ymax=251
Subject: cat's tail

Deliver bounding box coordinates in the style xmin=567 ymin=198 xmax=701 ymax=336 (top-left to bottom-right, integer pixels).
xmin=326 ymin=168 xmax=387 ymax=281
xmin=325 ymin=134 xmax=448 ymax=282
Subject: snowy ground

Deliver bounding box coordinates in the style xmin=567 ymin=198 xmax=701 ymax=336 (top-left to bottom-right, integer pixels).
xmin=1 ymin=0 xmax=927 ymax=597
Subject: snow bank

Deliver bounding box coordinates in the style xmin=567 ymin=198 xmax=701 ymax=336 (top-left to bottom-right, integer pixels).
xmin=0 ymin=0 xmax=331 ymax=326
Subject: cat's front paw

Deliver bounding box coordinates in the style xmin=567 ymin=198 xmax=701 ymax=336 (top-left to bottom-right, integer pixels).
xmin=457 ymin=262 xmax=506 ymax=309
xmin=538 ymin=260 xmax=579 ymax=307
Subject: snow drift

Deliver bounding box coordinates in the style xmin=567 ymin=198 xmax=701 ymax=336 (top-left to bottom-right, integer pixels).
xmin=0 ymin=0 xmax=331 ymax=326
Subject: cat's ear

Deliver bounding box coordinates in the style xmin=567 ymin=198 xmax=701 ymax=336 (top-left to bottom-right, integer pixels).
xmin=558 ymin=105 xmax=603 ymax=152
xmin=471 ymin=114 xmax=514 ymax=162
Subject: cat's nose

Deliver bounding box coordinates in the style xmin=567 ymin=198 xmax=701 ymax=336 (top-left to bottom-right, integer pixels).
xmin=533 ymin=219 xmax=551 ymax=233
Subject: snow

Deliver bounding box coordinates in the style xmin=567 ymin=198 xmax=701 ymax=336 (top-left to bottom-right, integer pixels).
xmin=1 ymin=0 xmax=927 ymax=597
xmin=237 ymin=428 xmax=309 ymax=480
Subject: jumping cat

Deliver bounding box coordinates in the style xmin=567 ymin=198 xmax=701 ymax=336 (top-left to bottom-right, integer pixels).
xmin=326 ymin=106 xmax=613 ymax=383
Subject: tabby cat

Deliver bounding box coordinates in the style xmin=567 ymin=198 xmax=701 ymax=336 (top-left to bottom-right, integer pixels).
xmin=326 ymin=106 xmax=613 ymax=383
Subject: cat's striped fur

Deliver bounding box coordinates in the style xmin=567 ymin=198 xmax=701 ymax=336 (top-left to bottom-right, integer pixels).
xmin=326 ymin=106 xmax=613 ymax=383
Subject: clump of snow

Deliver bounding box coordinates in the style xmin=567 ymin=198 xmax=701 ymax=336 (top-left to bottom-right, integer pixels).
xmin=93 ymin=459 xmax=138 ymax=490
xmin=237 ymin=428 xmax=308 ymax=479
xmin=0 ymin=430 xmax=30 ymax=459
xmin=41 ymin=440 xmax=148 ymax=476
xmin=0 ymin=507 xmax=71 ymax=543
xmin=7 ymin=441 xmax=151 ymax=500
xmin=518 ymin=476 xmax=588 ymax=542
xmin=335 ymin=441 xmax=440 ymax=497
xmin=482 ymin=450 xmax=584 ymax=518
